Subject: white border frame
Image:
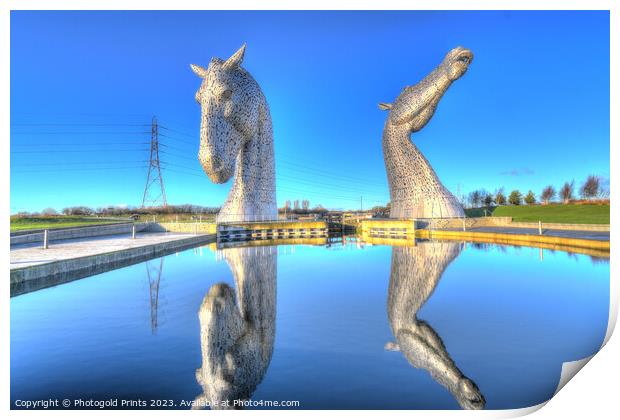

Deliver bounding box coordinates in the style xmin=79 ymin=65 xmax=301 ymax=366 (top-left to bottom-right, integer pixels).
xmin=2 ymin=2 xmax=616 ymax=419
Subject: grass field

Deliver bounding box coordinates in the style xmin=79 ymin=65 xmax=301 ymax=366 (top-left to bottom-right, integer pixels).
xmin=465 ymin=204 xmax=610 ymax=224
xmin=10 ymin=216 xmax=127 ymax=232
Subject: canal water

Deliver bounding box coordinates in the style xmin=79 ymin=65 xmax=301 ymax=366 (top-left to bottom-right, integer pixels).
xmin=10 ymin=238 xmax=609 ymax=410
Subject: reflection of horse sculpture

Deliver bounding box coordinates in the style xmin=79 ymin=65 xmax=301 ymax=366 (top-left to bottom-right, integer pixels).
xmin=191 ymin=44 xmax=276 ymax=223
xmin=193 ymin=246 xmax=276 ymax=409
xmin=386 ymin=241 xmax=485 ymax=409
xmin=380 ymin=47 xmax=473 ymax=219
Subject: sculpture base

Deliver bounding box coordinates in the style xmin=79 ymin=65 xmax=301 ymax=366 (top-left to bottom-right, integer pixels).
xmin=389 ymin=195 xmax=465 ymax=220
xmin=216 ymin=203 xmax=278 ymax=224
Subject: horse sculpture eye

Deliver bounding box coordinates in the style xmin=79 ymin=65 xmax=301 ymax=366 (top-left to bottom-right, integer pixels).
xmin=221 ymin=89 xmax=232 ymax=101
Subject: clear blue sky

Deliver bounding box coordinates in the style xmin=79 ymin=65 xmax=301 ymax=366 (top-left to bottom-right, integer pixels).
xmin=10 ymin=10 xmax=609 ymax=213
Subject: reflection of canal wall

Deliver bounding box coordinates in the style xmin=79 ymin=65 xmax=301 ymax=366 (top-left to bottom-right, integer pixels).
xmin=420 ymin=229 xmax=609 ymax=252
xmin=359 ymin=217 xmax=609 ymax=253
xmin=10 ymin=234 xmax=215 ymax=297
xmin=146 ymin=220 xmax=328 ymax=241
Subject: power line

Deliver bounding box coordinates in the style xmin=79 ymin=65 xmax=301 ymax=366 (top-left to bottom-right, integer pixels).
xmin=11 ymin=160 xmax=148 ymax=167
xmin=161 ymin=165 xmax=386 ymax=203
xmin=10 ymin=131 xmax=151 ymax=135
xmin=158 ymin=124 xmax=196 ymax=138
xmin=12 ymin=165 xmax=148 ymax=173
xmin=10 ymin=149 xmax=150 ymax=154
xmin=158 ymin=142 xmax=192 ymax=153
xmin=12 ymin=142 xmax=150 ymax=147
xmin=158 ymin=132 xmax=197 ymax=146
xmin=11 ymin=123 xmax=149 ymax=127
xmin=159 ymin=149 xmax=196 ymax=161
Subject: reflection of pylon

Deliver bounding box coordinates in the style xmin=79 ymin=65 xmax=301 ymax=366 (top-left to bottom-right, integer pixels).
xmin=146 ymin=258 xmax=164 ymax=333
xmin=141 ymin=116 xmax=167 ymax=208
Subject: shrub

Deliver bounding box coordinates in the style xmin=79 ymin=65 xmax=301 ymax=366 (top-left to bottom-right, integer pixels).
xmin=508 ymin=190 xmax=522 ymax=206
xmin=524 ymin=190 xmax=536 ymax=205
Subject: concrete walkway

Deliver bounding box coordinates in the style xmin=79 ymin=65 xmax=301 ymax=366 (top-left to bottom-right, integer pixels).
xmin=435 ymin=226 xmax=609 ymax=241
xmin=10 ymin=232 xmax=208 ymax=270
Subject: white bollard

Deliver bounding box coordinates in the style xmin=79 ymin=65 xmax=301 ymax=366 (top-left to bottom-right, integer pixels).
xmin=538 ymin=220 xmax=542 ymax=235
xmin=43 ymin=229 xmax=49 ymax=249
xmin=132 ymin=224 xmax=136 ymax=239
xmin=462 ymin=218 xmax=466 ymax=232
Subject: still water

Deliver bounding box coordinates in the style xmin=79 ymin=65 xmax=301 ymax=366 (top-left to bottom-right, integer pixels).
xmin=11 ymin=238 xmax=609 ymax=410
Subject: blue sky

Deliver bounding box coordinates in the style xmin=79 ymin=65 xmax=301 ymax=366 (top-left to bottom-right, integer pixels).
xmin=10 ymin=10 xmax=609 ymax=213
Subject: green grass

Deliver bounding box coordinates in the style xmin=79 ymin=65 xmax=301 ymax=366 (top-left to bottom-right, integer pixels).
xmin=10 ymin=216 xmax=126 ymax=232
xmin=466 ymin=204 xmax=609 ymax=224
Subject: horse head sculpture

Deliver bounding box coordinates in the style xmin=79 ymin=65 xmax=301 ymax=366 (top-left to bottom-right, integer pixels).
xmin=380 ymin=47 xmax=473 ymax=219
xmin=191 ymin=44 xmax=277 ymax=223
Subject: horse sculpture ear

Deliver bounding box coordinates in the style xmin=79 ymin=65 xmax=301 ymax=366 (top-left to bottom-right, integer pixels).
xmin=222 ymin=43 xmax=246 ymax=71
xmin=190 ymin=64 xmax=208 ymax=78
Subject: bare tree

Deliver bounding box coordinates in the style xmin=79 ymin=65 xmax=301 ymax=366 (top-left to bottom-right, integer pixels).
xmin=302 ymin=199 xmax=310 ymax=211
xmin=559 ymin=181 xmax=574 ymax=204
xmin=468 ymin=190 xmax=482 ymax=208
xmin=293 ymin=199 xmax=300 ymax=210
xmin=540 ymin=185 xmax=556 ymax=205
xmin=580 ymin=175 xmax=600 ymax=200
xmin=483 ymin=193 xmax=494 ymax=208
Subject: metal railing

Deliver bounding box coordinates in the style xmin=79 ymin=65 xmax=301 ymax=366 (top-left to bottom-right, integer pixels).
xmin=11 ymin=222 xmax=153 ymax=248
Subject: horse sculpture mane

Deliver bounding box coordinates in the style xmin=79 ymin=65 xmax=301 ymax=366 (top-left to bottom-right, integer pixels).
xmin=380 ymin=47 xmax=473 ymax=219
xmin=191 ymin=44 xmax=277 ymax=223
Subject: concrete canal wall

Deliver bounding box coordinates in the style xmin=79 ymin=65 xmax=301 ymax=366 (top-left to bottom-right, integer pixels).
xmin=10 ymin=233 xmax=215 ymax=297
xmin=10 ymin=217 xmax=608 ymax=297
xmin=415 ymin=217 xmax=609 ymax=232
xmin=10 ymin=221 xmax=218 ymax=246
xmin=217 ymin=220 xmax=328 ymax=241
xmin=359 ymin=219 xmax=417 ymax=238
xmin=145 ymin=221 xmax=217 ymax=234
xmin=359 ymin=217 xmax=609 ymax=253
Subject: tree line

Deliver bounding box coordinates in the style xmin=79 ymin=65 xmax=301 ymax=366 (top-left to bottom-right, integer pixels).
xmin=464 ymin=175 xmax=609 ymax=208
xmin=15 ymin=204 xmax=221 ymax=217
